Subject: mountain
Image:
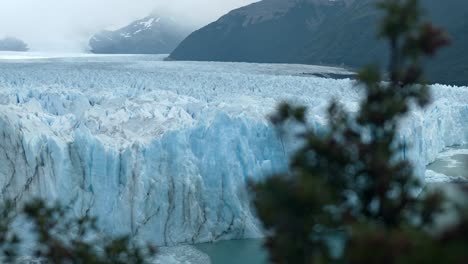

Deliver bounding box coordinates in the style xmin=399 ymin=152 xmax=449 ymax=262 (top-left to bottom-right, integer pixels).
xmin=419 ymin=0 xmax=468 ymax=86
xmin=0 ymin=37 xmax=29 ymax=52
xmin=89 ymin=15 xmax=192 ymax=54
xmin=171 ymin=0 xmax=353 ymax=63
xmin=299 ymin=0 xmax=468 ymax=86
xmin=170 ymin=0 xmax=468 ymax=86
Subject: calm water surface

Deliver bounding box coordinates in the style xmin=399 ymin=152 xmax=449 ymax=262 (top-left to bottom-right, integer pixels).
xmin=195 ymin=239 xmax=269 ymax=264
xmin=427 ymin=145 xmax=468 ymax=180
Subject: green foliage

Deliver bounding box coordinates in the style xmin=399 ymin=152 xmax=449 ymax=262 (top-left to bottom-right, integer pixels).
xmin=0 ymin=199 xmax=157 ymax=264
xmin=251 ymin=0 xmax=466 ymax=263
xmin=0 ymin=201 xmax=20 ymax=263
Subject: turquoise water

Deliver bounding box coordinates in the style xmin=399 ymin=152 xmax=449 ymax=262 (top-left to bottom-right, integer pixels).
xmin=426 ymin=145 xmax=468 ymax=181
xmin=195 ymin=147 xmax=468 ymax=264
xmin=195 ymin=239 xmax=270 ymax=264
xmin=428 ymin=154 xmax=468 ymax=178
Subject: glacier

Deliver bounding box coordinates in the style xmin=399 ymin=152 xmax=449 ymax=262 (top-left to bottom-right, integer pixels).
xmin=0 ymin=53 xmax=467 ymax=247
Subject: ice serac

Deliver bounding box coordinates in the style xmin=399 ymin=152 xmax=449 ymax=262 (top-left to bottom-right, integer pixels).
xmin=0 ymin=55 xmax=467 ymax=246
xmin=0 ymin=97 xmax=284 ymax=246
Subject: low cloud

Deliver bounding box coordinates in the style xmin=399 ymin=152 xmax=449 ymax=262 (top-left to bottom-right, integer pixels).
xmin=0 ymin=0 xmax=256 ymax=51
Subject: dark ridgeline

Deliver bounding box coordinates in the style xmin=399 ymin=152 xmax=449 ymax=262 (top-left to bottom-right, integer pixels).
xmin=170 ymin=0 xmax=468 ymax=86
xmin=171 ymin=0 xmax=348 ymax=63
xmin=0 ymin=37 xmax=29 ymax=52
xmin=89 ymin=15 xmax=193 ymax=54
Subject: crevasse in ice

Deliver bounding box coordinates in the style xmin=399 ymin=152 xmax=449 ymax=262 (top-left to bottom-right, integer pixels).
xmin=0 ymin=55 xmax=466 ymax=245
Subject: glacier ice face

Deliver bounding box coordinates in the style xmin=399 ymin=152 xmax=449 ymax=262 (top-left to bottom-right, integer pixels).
xmin=0 ymin=54 xmax=467 ymax=246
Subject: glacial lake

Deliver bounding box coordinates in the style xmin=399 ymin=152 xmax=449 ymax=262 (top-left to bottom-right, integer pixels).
xmin=195 ymin=147 xmax=468 ymax=264
xmin=195 ymin=239 xmax=270 ymax=264
xmin=426 ymin=145 xmax=468 ymax=182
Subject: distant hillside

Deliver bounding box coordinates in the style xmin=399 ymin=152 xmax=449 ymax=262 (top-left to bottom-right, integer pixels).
xmin=171 ymin=0 xmax=352 ymax=63
xmin=170 ymin=0 xmax=468 ymax=86
xmin=0 ymin=37 xmax=29 ymax=52
xmin=89 ymin=15 xmax=192 ymax=54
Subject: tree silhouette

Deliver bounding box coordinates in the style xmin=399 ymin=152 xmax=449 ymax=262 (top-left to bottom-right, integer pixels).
xmin=251 ymin=0 xmax=467 ymax=263
xmin=0 ymin=199 xmax=157 ymax=264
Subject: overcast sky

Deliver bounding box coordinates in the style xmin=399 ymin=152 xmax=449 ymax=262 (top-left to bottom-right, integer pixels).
xmin=0 ymin=0 xmax=256 ymax=52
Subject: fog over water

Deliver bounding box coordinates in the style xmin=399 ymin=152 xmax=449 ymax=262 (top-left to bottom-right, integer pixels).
xmin=0 ymin=0 xmax=256 ymax=51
